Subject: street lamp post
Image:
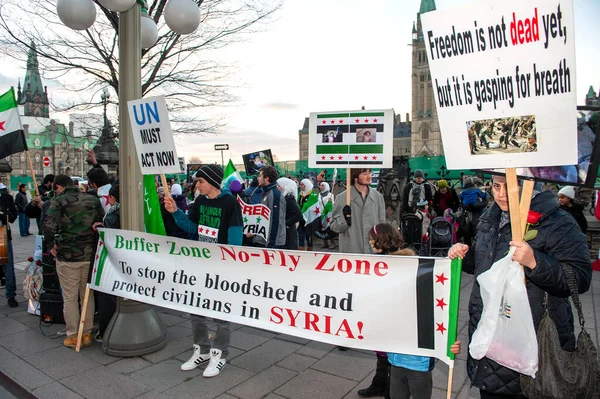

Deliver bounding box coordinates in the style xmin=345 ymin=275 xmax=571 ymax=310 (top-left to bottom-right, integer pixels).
xmin=56 ymin=0 xmax=201 ymax=356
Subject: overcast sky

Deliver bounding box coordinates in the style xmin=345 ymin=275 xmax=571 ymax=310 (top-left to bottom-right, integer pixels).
xmin=1 ymin=0 xmax=598 ymax=165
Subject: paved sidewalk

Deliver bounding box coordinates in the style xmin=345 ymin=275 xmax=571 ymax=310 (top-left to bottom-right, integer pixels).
xmin=1 ymin=224 xmax=599 ymax=399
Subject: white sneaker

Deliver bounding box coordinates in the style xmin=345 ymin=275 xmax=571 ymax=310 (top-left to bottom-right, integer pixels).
xmin=180 ymin=344 xmax=210 ymax=371
xmin=56 ymin=328 xmax=67 ymax=336
xmin=203 ymin=348 xmax=226 ymax=377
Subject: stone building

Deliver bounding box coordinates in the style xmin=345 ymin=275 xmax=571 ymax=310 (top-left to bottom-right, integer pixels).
xmin=410 ymin=0 xmax=443 ymax=157
xmin=586 ymin=86 xmax=600 ymax=107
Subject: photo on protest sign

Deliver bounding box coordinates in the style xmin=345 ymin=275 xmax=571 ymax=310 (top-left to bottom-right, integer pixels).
xmin=127 ymin=95 xmax=181 ymax=174
xmin=241 ymin=149 xmax=274 ymax=176
xmin=481 ymin=107 xmax=600 ymax=187
xmin=420 ymin=0 xmax=577 ymax=169
xmin=467 ymin=115 xmax=536 ymax=155
xmin=308 ymin=109 xmax=394 ymax=168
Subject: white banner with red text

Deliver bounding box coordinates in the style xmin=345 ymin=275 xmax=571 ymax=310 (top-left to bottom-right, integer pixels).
xmin=91 ymin=228 xmax=462 ymax=365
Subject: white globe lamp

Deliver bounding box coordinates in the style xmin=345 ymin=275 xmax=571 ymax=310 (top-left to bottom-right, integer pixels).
xmin=141 ymin=13 xmax=158 ymax=48
xmin=56 ymin=0 xmax=97 ymax=31
xmin=97 ymin=0 xmax=137 ymax=13
xmin=164 ymin=0 xmax=200 ymax=35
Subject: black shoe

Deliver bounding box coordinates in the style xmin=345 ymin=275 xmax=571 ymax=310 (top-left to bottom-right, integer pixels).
xmin=338 ymin=346 xmax=348 ymax=351
xmin=357 ymin=385 xmax=386 ymax=398
xmin=0 ymin=278 xmax=5 ymax=288
xmin=7 ymin=298 xmax=18 ymax=308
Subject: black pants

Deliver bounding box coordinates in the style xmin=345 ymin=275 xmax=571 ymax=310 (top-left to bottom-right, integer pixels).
xmin=480 ymin=391 xmax=527 ymax=399
xmin=389 ymin=365 xmax=431 ymax=399
xmin=97 ymin=292 xmax=117 ymax=335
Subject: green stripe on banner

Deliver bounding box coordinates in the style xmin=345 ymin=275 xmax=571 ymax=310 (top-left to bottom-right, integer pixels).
xmin=94 ymin=231 xmax=109 ymax=286
xmin=348 ymin=144 xmax=383 ymax=154
xmin=446 ymin=258 xmax=462 ymax=360
xmin=316 ymin=145 xmax=348 ymax=154
xmin=316 ymin=113 xmax=350 ymax=119
xmin=0 ymin=87 xmax=17 ymax=113
xmin=349 ymin=112 xmax=385 ymax=117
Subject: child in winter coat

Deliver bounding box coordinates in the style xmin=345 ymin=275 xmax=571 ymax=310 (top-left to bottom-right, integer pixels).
xmin=367 ymin=223 xmax=461 ymax=399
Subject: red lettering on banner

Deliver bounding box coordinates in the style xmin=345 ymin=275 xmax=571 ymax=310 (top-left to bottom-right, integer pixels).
xmin=269 ymin=306 xmax=364 ymax=339
xmin=314 ymin=254 xmax=388 ymax=276
xmin=510 ymin=8 xmax=540 ymax=45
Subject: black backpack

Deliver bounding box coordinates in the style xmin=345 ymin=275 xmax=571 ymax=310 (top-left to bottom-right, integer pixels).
xmin=401 ymin=213 xmax=423 ymax=250
xmin=429 ymin=217 xmax=454 ymax=250
xmin=408 ymin=183 xmax=425 ymax=208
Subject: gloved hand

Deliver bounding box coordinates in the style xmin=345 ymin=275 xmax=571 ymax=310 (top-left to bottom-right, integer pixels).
xmin=343 ymin=205 xmax=352 ymax=227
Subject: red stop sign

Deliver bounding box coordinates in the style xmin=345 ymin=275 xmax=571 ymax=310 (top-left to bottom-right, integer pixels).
xmin=43 ymin=157 xmax=50 ymax=167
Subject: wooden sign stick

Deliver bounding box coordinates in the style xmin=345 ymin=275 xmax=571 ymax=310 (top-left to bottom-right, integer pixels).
xmin=75 ymin=286 xmax=92 ymax=352
xmin=346 ymin=169 xmax=351 ymax=205
xmin=506 ymin=168 xmax=524 ymax=242
xmin=446 ymin=367 xmax=454 ymax=399
xmin=519 ymin=180 xmax=535 ymax=237
xmin=25 ymin=151 xmax=40 ymax=196
xmin=160 ymin=174 xmax=171 ymax=198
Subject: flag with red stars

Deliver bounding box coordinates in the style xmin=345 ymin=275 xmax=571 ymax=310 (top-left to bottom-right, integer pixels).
xmin=308 ymin=109 xmax=394 ymax=168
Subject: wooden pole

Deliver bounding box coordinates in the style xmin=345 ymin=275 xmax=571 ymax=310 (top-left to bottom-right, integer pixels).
xmin=446 ymin=366 xmax=454 ymax=399
xmin=506 ymin=168 xmax=523 ymax=242
xmin=160 ymin=174 xmax=171 ymax=198
xmin=75 ymin=286 xmax=92 ymax=352
xmin=345 ymin=169 xmax=351 ymax=205
xmin=25 ymin=151 xmax=39 ymax=196
xmin=519 ymin=180 xmax=535 ymax=237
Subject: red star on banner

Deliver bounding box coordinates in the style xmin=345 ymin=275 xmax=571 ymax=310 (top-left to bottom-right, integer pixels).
xmin=363 ymin=155 xmax=368 ymax=160
xmin=98 ymin=241 xmax=103 ymax=246
xmin=314 ymin=207 xmax=321 ymax=215
xmin=0 ymin=120 xmax=5 ymax=131
xmin=354 ymin=155 xmax=359 ymax=160
xmin=102 ymin=195 xmax=110 ymax=206
xmin=338 ymin=119 xmax=344 ymax=123
xmin=330 ymin=156 xmax=334 ymax=160
xmin=331 ymin=120 xmax=335 ymax=124
xmin=211 ymin=230 xmax=217 ymax=236
xmin=436 ymin=298 xmax=447 ymax=310
xmin=338 ymin=156 xmax=343 ymax=160
xmin=326 ymin=217 xmax=331 ymax=223
xmin=322 ymin=120 xmax=327 ymax=124
xmin=436 ymin=322 xmax=447 ymax=334
xmin=95 ymin=254 xmax=99 ymax=260
xmin=93 ymin=268 xmax=97 ymax=273
xmin=435 ymin=273 xmax=448 ymax=285
xmin=372 ymin=155 xmax=377 ymax=160
xmin=355 ymin=118 xmax=360 ymax=123
xmin=321 ymin=156 xmax=326 ymax=160
xmin=364 ymin=118 xmax=369 ymax=123
xmin=373 ymin=118 xmax=378 ymax=123
xmin=199 ymin=227 xmax=204 ymax=233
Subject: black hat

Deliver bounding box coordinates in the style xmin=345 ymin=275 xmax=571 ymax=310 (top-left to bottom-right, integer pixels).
xmin=195 ymin=165 xmax=224 ymax=189
xmin=18 ymin=183 xmax=27 ymax=190
xmin=414 ymin=169 xmax=424 ymax=178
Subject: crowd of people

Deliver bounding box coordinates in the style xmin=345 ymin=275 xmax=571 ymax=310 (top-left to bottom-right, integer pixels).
xmin=0 ymin=159 xmax=595 ymax=398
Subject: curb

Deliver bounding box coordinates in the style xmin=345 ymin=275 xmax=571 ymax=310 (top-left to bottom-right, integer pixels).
xmin=0 ymin=370 xmax=38 ymax=399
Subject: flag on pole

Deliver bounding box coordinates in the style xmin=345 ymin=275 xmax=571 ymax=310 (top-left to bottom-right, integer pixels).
xmin=221 ymin=159 xmax=243 ymax=189
xmin=300 ymin=192 xmax=320 ymax=225
xmin=143 ymin=174 xmax=166 ymax=236
xmin=320 ymin=198 xmax=334 ymax=230
xmin=0 ymin=88 xmax=28 ymax=159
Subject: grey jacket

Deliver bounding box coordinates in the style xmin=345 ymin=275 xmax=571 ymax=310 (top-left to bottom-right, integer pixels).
xmin=331 ymin=186 xmax=385 ymax=254
xmin=253 ymin=182 xmax=287 ymax=248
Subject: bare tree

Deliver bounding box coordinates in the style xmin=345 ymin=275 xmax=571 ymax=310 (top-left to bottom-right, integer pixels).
xmin=0 ymin=0 xmax=282 ymax=135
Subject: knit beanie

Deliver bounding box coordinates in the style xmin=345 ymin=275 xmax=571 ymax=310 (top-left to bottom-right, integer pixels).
xmin=437 ymin=179 xmax=448 ymax=190
xmin=414 ymin=169 xmax=424 ymax=178
xmin=170 ymin=184 xmax=182 ymax=196
xmin=195 ymin=164 xmax=224 ymax=189
xmin=229 ymin=180 xmax=243 ymax=195
xmin=558 ymin=186 xmax=575 ymax=200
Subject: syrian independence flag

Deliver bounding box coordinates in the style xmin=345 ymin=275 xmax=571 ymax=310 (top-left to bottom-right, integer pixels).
xmin=143 ymin=175 xmax=166 ymax=236
xmin=0 ymin=88 xmax=28 ymax=159
xmin=221 ymin=159 xmax=243 ymax=189
xmin=300 ymin=193 xmax=320 ymax=225
xmin=315 ymin=112 xmax=385 ymax=165
xmin=320 ymin=198 xmax=333 ymax=229
xmin=413 ymin=258 xmax=462 ymax=363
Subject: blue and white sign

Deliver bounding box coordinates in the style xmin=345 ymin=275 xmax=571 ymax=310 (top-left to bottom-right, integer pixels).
xmin=127 ymin=95 xmax=181 ymax=174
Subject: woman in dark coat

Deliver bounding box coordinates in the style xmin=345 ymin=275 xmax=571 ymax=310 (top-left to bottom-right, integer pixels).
xmin=557 ymin=185 xmax=588 ymax=233
xmin=277 ymin=178 xmax=303 ymax=250
xmin=449 ymin=175 xmax=591 ymax=398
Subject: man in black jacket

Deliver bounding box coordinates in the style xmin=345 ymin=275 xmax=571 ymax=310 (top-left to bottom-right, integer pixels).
xmin=0 ymin=181 xmax=19 ymax=307
xmin=449 ymin=175 xmax=592 ymax=398
xmin=15 ymin=184 xmax=31 ymax=236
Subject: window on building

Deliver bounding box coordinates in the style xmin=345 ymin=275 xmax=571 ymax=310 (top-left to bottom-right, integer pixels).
xmin=422 ymin=124 xmax=430 ymax=140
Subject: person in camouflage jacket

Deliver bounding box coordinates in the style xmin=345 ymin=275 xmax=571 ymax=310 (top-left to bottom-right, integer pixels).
xmin=43 ymin=175 xmax=104 ymax=349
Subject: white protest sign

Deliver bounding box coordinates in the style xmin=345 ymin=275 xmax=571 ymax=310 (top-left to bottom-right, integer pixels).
xmin=237 ymin=196 xmax=271 ymax=242
xmin=127 ymin=95 xmax=181 ymax=174
xmin=421 ymin=0 xmax=577 ymax=169
xmin=91 ymin=228 xmax=462 ymax=365
xmin=308 ymin=110 xmax=394 ymax=168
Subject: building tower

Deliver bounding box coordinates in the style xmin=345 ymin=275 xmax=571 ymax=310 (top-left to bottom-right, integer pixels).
xmin=17 ymin=41 xmax=49 ymax=118
xmin=411 ymin=0 xmax=443 ymax=157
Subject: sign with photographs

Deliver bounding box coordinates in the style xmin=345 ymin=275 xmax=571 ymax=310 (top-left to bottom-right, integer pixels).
xmin=241 ymin=149 xmax=274 ymax=176
xmin=308 ymin=110 xmax=394 ymax=168
xmin=421 ymin=0 xmax=577 ymax=169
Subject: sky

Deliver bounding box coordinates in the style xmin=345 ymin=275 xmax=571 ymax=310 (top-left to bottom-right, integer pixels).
xmin=1 ymin=0 xmax=599 ymax=165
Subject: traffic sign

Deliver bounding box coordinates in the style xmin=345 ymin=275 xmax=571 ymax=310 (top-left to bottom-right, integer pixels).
xmin=43 ymin=157 xmax=51 ymax=167
xmin=214 ymin=144 xmax=229 ymax=151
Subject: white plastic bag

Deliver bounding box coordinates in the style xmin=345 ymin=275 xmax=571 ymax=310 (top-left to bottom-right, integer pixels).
xmin=469 ymin=247 xmax=538 ymax=377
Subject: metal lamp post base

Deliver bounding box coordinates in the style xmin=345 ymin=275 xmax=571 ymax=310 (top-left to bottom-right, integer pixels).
xmin=102 ymin=298 xmax=167 ymax=357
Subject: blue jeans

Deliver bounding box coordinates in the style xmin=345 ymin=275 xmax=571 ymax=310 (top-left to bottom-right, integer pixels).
xmin=3 ymin=241 xmax=16 ymax=299
xmin=297 ymin=223 xmax=313 ymax=247
xmin=18 ymin=212 xmax=30 ymax=236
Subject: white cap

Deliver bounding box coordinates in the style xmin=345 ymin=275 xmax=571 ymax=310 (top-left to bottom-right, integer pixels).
xmin=558 ymin=186 xmax=575 ymax=200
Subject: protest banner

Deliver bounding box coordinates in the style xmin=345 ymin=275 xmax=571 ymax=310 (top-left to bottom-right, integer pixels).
xmin=89 ymin=228 xmax=462 ymax=366
xmin=421 ymin=0 xmax=577 ymax=170
xmin=127 ymin=95 xmax=181 ymax=175
xmin=237 ymin=196 xmax=271 ymax=242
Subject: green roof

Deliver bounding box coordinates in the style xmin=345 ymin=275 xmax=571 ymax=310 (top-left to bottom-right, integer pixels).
xmin=419 ymin=0 xmax=436 ymax=14
xmin=26 ymin=123 xmax=98 ymax=149
xmin=587 ymin=86 xmax=597 ymax=99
